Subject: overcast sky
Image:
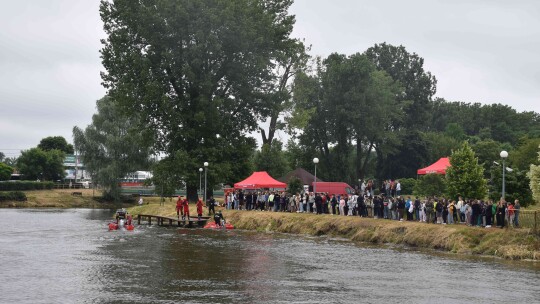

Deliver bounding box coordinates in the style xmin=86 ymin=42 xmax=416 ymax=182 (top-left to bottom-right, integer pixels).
xmin=1 ymin=0 xmax=539 ymax=158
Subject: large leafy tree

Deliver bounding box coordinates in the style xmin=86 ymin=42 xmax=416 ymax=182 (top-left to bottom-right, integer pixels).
xmin=365 ymin=43 xmax=437 ymax=129
xmin=510 ymin=137 xmax=540 ymax=171
xmin=489 ymin=166 xmax=533 ymax=206
xmin=100 ymin=0 xmax=296 ymax=199
xmin=446 ymin=142 xmax=487 ymax=200
xmin=290 ymin=53 xmax=401 ymax=181
xmin=17 ymin=148 xmax=65 ymax=181
xmin=259 ymin=40 xmax=309 ymax=147
xmin=73 ymin=96 xmax=153 ymax=201
xmin=421 ymin=132 xmax=461 ymax=165
xmin=38 ymin=136 xmax=74 ymax=154
xmin=364 ymin=43 xmax=437 ymax=178
xmin=253 ymin=140 xmax=290 ymax=179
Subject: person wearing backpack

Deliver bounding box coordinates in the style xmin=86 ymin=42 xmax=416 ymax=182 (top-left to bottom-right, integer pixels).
xmin=425 ymin=199 xmax=434 ymax=223
xmin=414 ymin=198 xmax=421 ymax=221
xmin=397 ymin=196 xmax=406 ymax=221
xmin=435 ymin=200 xmax=443 ymax=224
xmin=405 ymin=198 xmax=412 ymax=221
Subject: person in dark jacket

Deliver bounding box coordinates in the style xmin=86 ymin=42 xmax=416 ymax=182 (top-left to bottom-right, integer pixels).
xmin=496 ymin=199 xmax=506 ymax=228
xmin=331 ymin=195 xmax=338 ymax=215
xmin=397 ymin=197 xmax=405 ymax=221
xmin=315 ymin=193 xmax=323 ymax=214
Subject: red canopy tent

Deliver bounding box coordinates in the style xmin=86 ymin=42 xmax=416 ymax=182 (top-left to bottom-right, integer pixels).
xmin=417 ymin=157 xmax=451 ymax=175
xmin=234 ymin=171 xmax=287 ymax=189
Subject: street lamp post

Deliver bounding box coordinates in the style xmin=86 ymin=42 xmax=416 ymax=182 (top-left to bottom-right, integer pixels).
xmin=204 ymin=162 xmax=209 ymax=203
xmin=199 ymin=168 xmax=203 ymax=197
xmin=500 ymin=151 xmax=508 ymax=200
xmin=313 ymin=158 xmax=319 ymax=213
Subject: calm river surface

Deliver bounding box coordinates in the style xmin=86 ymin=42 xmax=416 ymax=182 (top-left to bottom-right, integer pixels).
xmin=0 ymin=209 xmax=538 ymax=304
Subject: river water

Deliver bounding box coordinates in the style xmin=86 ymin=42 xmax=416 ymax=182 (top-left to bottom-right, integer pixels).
xmin=0 ymin=209 xmax=538 ymax=304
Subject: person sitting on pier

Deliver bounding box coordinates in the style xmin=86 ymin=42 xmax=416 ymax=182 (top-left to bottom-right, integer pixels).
xmin=214 ymin=210 xmax=225 ymax=227
xmin=196 ymin=198 xmax=204 ymax=220
xmin=176 ymin=196 xmax=184 ymax=220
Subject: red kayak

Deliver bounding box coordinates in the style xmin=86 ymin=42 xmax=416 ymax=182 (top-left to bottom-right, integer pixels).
xmin=204 ymin=222 xmax=234 ymax=229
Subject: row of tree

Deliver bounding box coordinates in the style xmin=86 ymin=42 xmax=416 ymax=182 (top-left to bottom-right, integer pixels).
xmin=0 ymin=136 xmax=74 ymax=181
xmin=65 ymin=0 xmax=540 ymax=204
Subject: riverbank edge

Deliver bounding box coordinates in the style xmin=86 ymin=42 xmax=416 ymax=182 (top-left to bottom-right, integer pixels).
xmin=0 ymin=189 xmax=139 ymax=209
xmin=127 ymin=203 xmax=540 ymax=261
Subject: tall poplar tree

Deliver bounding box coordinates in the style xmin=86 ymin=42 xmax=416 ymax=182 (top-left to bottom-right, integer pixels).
xmin=99 ymin=0 xmax=297 ymax=199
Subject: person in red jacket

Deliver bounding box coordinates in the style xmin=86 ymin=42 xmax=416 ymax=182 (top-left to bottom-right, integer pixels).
xmin=176 ymin=196 xmax=183 ymax=220
xmin=196 ymin=198 xmax=204 ymax=220
xmin=183 ymin=198 xmax=190 ymax=221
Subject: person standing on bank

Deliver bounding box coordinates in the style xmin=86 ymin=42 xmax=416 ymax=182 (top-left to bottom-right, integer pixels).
xmin=485 ymin=200 xmax=493 ymax=228
xmin=514 ymin=199 xmax=520 ymax=227
xmin=496 ymin=199 xmax=506 ymax=229
xmin=207 ymin=195 xmax=216 ymax=215
xmin=196 ymin=198 xmax=204 ymax=220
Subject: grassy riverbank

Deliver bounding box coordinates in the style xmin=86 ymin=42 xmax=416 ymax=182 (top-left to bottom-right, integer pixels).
xmin=0 ymin=189 xmax=143 ymax=208
xmin=128 ymin=202 xmax=540 ymax=261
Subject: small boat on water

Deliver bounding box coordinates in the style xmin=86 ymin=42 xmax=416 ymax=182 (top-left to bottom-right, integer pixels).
xmin=203 ymin=222 xmax=234 ymax=229
xmin=109 ymin=209 xmax=135 ymax=231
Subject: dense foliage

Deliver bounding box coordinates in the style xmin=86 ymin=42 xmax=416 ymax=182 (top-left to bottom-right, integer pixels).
xmin=445 ymin=142 xmax=487 ymax=200
xmin=73 ymin=96 xmax=153 ymax=201
xmin=0 ymin=163 xmax=13 ymax=181
xmin=287 ymin=176 xmax=303 ymax=195
xmin=17 ymin=148 xmax=65 ymax=181
xmin=0 ymin=191 xmax=27 ymax=202
xmin=100 ymin=0 xmax=296 ymax=200
xmin=529 ymin=144 xmax=540 ymax=204
xmin=38 ymin=136 xmax=74 ymax=154
xmin=88 ymin=0 xmax=540 ymax=204
xmin=0 ymin=181 xmax=54 ymax=191
xmin=414 ymin=174 xmax=447 ymax=197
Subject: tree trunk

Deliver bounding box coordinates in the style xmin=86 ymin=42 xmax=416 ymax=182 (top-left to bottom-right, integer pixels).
xmin=187 ymin=185 xmax=198 ymax=202
xmin=356 ymin=135 xmax=363 ymax=179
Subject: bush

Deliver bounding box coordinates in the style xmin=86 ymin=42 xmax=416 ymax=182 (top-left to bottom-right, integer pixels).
xmin=0 ymin=163 xmax=13 ymax=181
xmin=287 ymin=176 xmax=303 ymax=194
xmin=0 ymin=181 xmax=54 ymax=191
xmin=0 ymin=191 xmax=27 ymax=202
xmin=414 ymin=174 xmax=447 ymax=197
xmin=397 ymin=178 xmax=416 ymax=196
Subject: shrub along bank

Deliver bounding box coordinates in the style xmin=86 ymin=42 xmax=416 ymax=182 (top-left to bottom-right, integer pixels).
xmin=0 ymin=181 xmax=54 ymax=191
xmin=128 ymin=203 xmax=540 ymax=261
xmin=0 ymin=191 xmax=27 ymax=202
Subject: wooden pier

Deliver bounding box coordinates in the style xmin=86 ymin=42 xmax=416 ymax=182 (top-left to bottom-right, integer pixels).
xmin=137 ymin=214 xmax=210 ymax=228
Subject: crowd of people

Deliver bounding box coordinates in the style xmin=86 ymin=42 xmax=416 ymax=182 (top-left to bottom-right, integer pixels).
xmin=224 ymin=189 xmax=522 ymax=229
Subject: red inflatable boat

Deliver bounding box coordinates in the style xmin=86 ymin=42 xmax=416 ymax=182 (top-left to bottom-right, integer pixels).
xmin=108 ymin=222 xmax=135 ymax=231
xmin=108 ymin=209 xmax=135 ymax=231
xmin=203 ymin=222 xmax=234 ymax=230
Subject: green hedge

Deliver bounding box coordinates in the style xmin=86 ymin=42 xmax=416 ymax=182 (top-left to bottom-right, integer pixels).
xmin=0 ymin=181 xmax=54 ymax=191
xmin=397 ymin=178 xmax=417 ymax=196
xmin=0 ymin=191 xmax=27 ymax=202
